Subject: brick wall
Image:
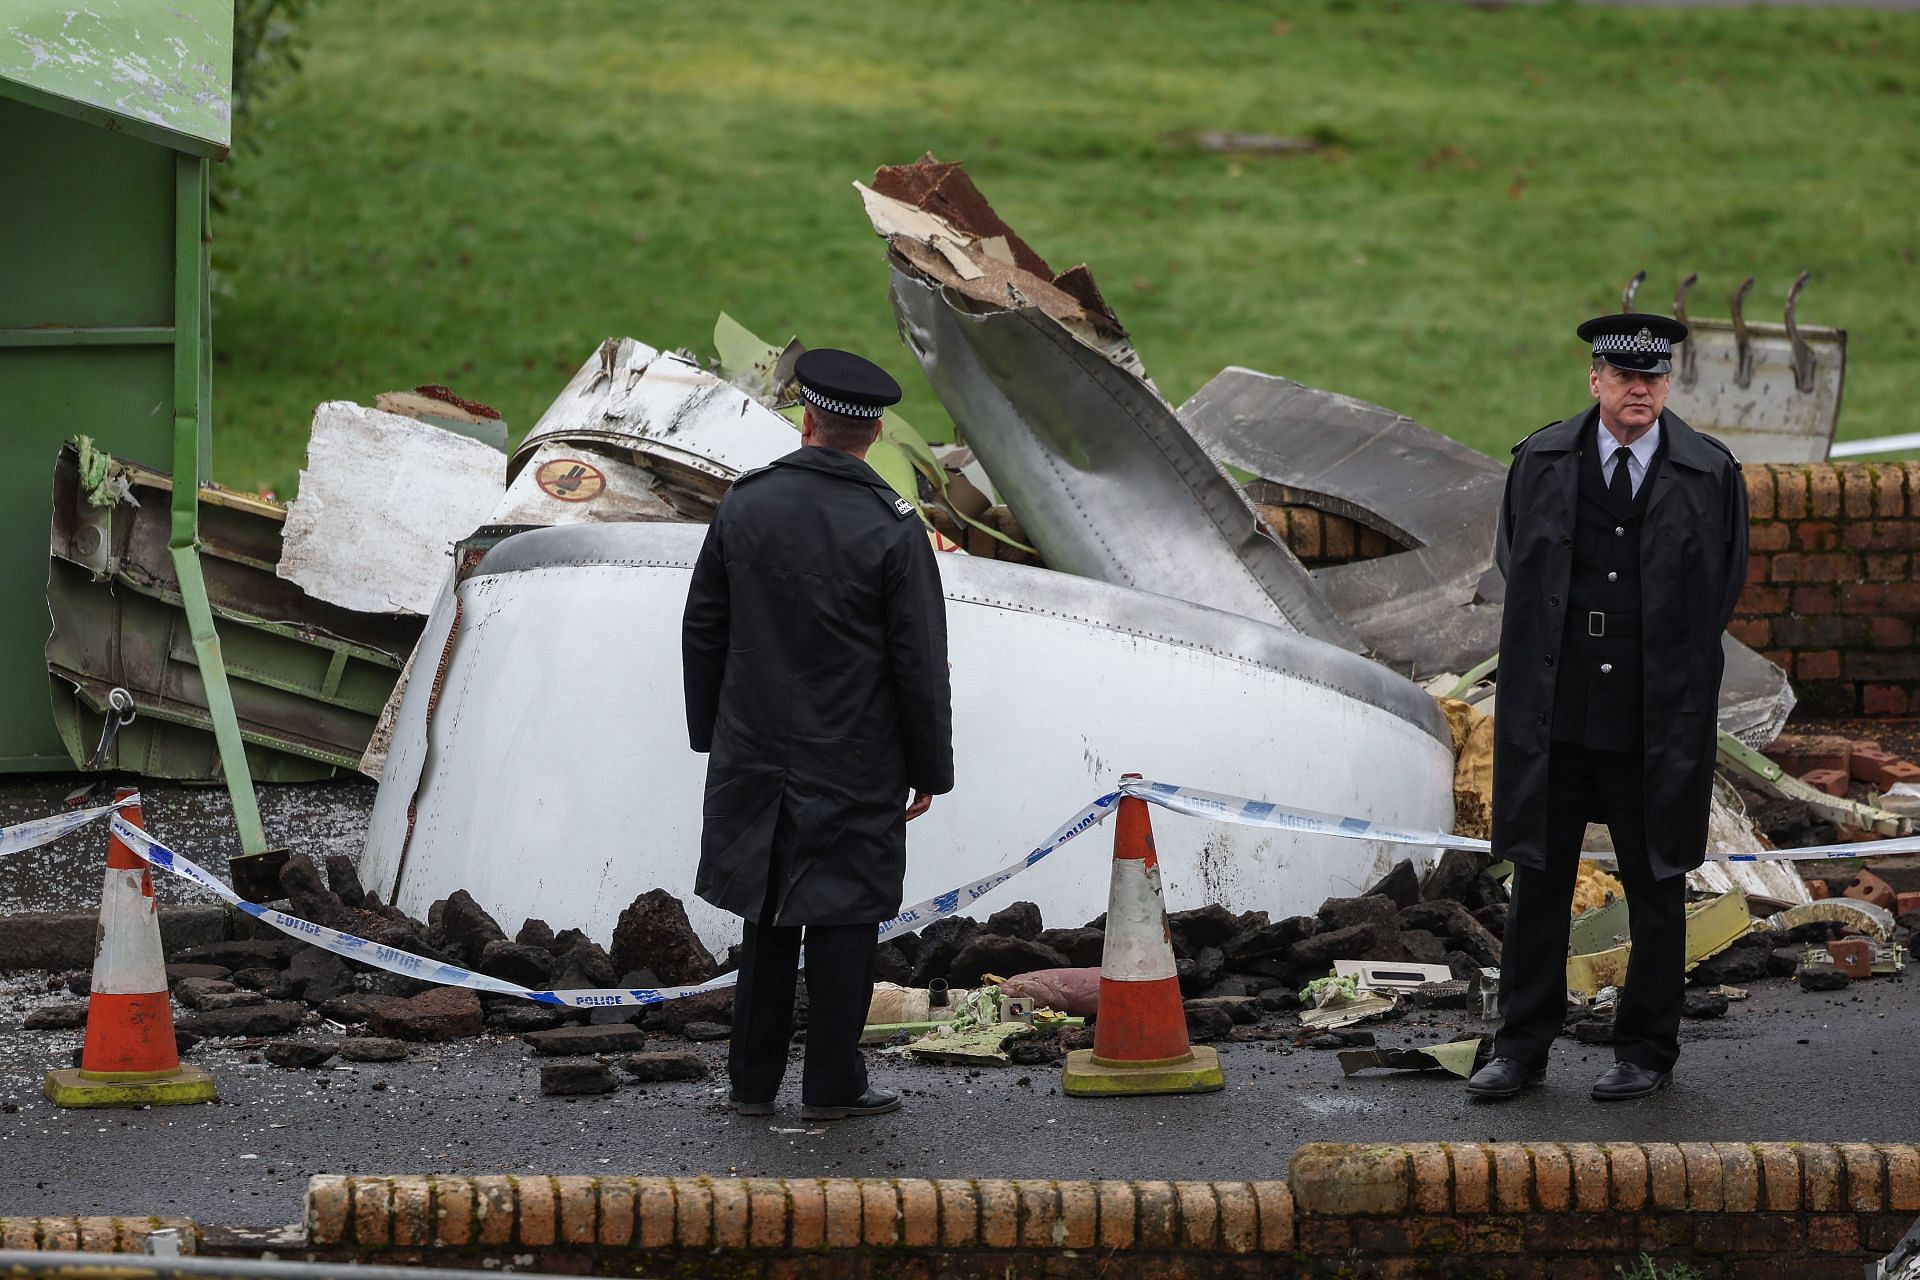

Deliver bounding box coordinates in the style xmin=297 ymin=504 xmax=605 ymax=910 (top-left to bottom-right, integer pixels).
xmin=1735 ymin=461 xmax=1920 ymax=718
xmin=287 ymin=1145 xmax=1919 ymax=1278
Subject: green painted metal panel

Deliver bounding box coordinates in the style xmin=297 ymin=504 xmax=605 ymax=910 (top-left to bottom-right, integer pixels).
xmin=0 ymin=100 xmax=175 ymax=329
xmin=0 ymin=0 xmax=233 ymax=158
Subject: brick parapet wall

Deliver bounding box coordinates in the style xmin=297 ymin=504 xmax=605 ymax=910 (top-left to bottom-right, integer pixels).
xmin=1734 ymin=461 xmax=1920 ymax=717
xmin=0 ymin=1216 xmax=198 ymax=1253
xmin=290 ymin=1143 xmax=1920 ymax=1277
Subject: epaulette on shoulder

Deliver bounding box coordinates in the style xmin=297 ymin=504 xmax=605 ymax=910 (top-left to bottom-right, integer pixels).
xmin=1512 ymin=422 xmax=1559 ymax=456
xmin=875 ymin=487 xmax=917 ymax=521
xmin=1699 ymin=433 xmax=1742 ymax=466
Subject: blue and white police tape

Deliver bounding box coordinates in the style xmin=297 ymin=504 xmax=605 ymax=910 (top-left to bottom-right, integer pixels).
xmin=1118 ymin=778 xmax=1920 ymax=865
xmin=0 ymin=793 xmax=141 ymax=860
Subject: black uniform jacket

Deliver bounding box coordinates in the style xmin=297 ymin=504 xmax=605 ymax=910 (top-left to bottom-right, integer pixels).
xmin=1491 ymin=407 xmax=1749 ymax=879
xmin=682 ymin=445 xmax=955 ymax=926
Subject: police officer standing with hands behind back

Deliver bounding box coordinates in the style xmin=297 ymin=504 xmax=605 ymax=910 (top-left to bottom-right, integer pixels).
xmin=683 ymin=347 xmax=954 ymax=1122
xmin=1467 ymin=313 xmax=1748 ymax=1104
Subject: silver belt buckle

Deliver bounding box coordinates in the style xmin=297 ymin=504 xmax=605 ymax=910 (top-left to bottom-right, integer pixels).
xmin=1588 ymin=611 xmax=1605 ymax=637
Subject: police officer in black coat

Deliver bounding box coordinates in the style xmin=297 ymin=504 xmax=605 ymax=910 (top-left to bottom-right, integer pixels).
xmin=1467 ymin=314 xmax=1748 ymax=1103
xmin=682 ymin=348 xmax=954 ymax=1121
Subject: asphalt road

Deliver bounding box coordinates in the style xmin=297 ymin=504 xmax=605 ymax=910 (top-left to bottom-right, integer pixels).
xmin=3 ymin=778 xmax=1915 ymax=1230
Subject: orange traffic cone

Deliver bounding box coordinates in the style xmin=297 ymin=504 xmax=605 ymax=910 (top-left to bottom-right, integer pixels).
xmin=43 ymin=789 xmax=216 ymax=1108
xmin=1062 ymin=781 xmax=1224 ymax=1097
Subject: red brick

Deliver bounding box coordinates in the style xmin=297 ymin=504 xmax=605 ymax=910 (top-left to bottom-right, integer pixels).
xmin=516 ymin=1177 xmax=555 ymax=1247
xmin=595 ymin=1178 xmax=633 ymax=1248
xmin=898 ymin=1180 xmax=939 ymax=1250
xmin=745 ymin=1179 xmax=786 ymax=1250
xmin=1606 ymin=1145 xmax=1650 ymax=1212
xmin=1877 ymin=760 xmax=1920 ymax=787
xmin=1489 ymin=1144 xmax=1532 ymax=1213
xmin=1526 ymin=1211 xmax=1630 ymax=1252
xmin=1852 ymin=745 xmax=1901 ymax=783
xmin=1564 ymin=1144 xmax=1609 ymax=1213
xmin=671 ymin=1179 xmax=711 ymax=1248
xmin=555 ymin=1176 xmax=597 ymax=1247
xmin=1803 ymin=1146 xmax=1846 ymax=1211
xmin=861 ymin=1180 xmax=901 ymax=1247
xmin=823 ymin=1179 xmax=863 ymax=1248
xmin=1288 ymin=510 xmax=1322 ymax=559
xmin=1738 ymin=584 xmax=1789 ymax=612
xmin=1844 ymin=467 xmax=1875 ymax=518
xmin=1896 ymin=894 xmax=1920 ymax=919
xmin=389 ymin=1177 xmax=433 ymax=1248
xmin=1795 ymin=583 xmax=1840 ymax=613
xmin=935 ymin=1180 xmax=978 ymax=1249
xmin=1863 ymin=685 xmax=1913 ymax=716
xmin=1809 ymin=879 xmax=1831 ymax=899
xmin=1845 ymin=868 xmax=1897 ymax=910
xmin=1530 ymin=1145 xmax=1572 ymax=1212
xmin=1132 ymin=1182 xmax=1177 ymax=1249
xmin=309 ymin=1176 xmax=351 ymax=1245
xmin=1748 ymin=556 xmax=1770 ymax=585
xmin=473 ymin=1175 xmax=517 ymax=1248
xmin=1810 ymin=465 xmax=1842 ymax=517
xmin=1749 ymin=521 xmax=1792 ymax=552
xmin=708 ymin=1179 xmax=748 ymax=1249
xmin=1801 ymin=768 xmax=1850 ymax=797
xmin=1251 ymin=1181 xmax=1293 ymax=1252
xmin=1714 ymin=1143 xmax=1762 ymax=1213
xmin=352 ymin=1179 xmax=392 ymax=1247
xmin=1808 ymin=1213 xmax=1860 ymax=1251
xmin=1865 ymin=551 xmax=1911 ymax=581
xmin=1841 ymin=1144 xmax=1888 ymax=1212
xmin=1797 ymin=650 xmax=1842 ymax=681
xmin=1738 ymin=1212 xmax=1805 ymax=1252
xmin=1452 ymin=1145 xmax=1492 ymax=1213
xmin=1324 ymin=517 xmax=1356 ymax=560
xmin=1777 ymin=467 xmax=1811 ymax=519
xmin=1404 ymin=1143 xmax=1451 ymax=1214
xmin=1173 ymin=1182 xmax=1219 ymax=1250
xmin=1747 ymin=467 xmax=1777 ymax=517
xmin=1903 ymin=461 xmax=1920 ymax=513
xmin=1872 ymin=616 xmax=1914 ymax=648
xmin=1096 ymin=1182 xmax=1134 ymax=1250
xmin=1874 ymin=464 xmax=1907 ymax=517
xmin=1644 ymin=1144 xmax=1687 ymax=1211
xmin=1844 ymin=581 xmax=1920 ymax=612
xmin=1211 ymin=1183 xmax=1257 ymax=1255
xmin=1679 ymin=1144 xmax=1724 ymax=1212
xmin=1638 ymin=1215 xmax=1691 ymax=1251
xmin=1727 ymin=618 xmax=1771 ymax=648
xmin=1873 ymin=1151 xmax=1920 ymax=1212
xmin=1796 ymin=520 xmax=1840 ymax=551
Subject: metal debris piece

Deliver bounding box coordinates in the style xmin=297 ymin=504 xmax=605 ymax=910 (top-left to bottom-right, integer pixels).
xmin=862 ymin=157 xmax=1359 ymax=648
xmin=491 ymin=442 xmax=680 ymax=528
xmin=904 ymin=1021 xmax=1034 ymax=1066
xmin=1566 ymin=890 xmax=1751 ymax=997
xmin=513 ymin=337 xmax=797 ymax=520
xmin=279 ymin=402 xmax=507 ymax=616
xmin=1332 ymin=960 xmax=1455 ymax=993
xmin=1619 ymin=270 xmax=1845 ymax=463
xmin=1338 ymin=1038 xmax=1483 ymax=1079
xmin=1177 ymin=367 xmax=1507 ymax=674
xmin=1769 ymin=899 xmax=1895 ymax=943
xmin=1805 ymin=940 xmax=1904 ymax=978
xmin=1718 ymin=637 xmax=1798 ymax=749
xmin=47 ymin=444 xmax=419 ymax=781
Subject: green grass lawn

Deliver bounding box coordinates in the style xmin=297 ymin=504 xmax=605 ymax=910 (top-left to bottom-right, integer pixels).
xmin=211 ymin=0 xmax=1920 ymax=497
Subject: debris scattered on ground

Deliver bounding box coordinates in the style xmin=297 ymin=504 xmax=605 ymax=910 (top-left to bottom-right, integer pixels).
xmin=540 ymin=1058 xmax=620 ymax=1096
xmin=1337 ymin=1038 xmax=1483 ymax=1079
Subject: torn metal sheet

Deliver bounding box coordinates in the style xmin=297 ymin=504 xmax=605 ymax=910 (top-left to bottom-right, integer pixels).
xmin=1177 ymin=366 xmax=1507 ymax=675
xmin=905 ymin=1021 xmax=1033 ymax=1066
xmin=46 ymin=444 xmax=419 ymax=780
xmin=1769 ymin=899 xmax=1894 ymax=943
xmin=864 ymin=159 xmax=1357 ymax=648
xmin=1338 ymin=1038 xmax=1483 ymax=1079
xmin=1719 ymin=635 xmax=1797 ymax=749
xmin=359 ymin=521 xmax=1454 ymax=951
xmin=1718 ymin=731 xmax=1910 ymax=836
xmin=278 ymin=402 xmax=506 ymax=617
xmin=1621 ymin=271 xmax=1845 ymax=463
xmin=513 ymin=338 xmax=798 ymax=520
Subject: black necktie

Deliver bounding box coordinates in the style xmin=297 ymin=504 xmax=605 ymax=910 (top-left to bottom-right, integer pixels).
xmin=1609 ymin=445 xmax=1634 ymax=509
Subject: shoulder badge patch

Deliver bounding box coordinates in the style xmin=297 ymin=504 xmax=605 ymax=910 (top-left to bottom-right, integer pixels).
xmin=892 ymin=496 xmax=916 ymax=519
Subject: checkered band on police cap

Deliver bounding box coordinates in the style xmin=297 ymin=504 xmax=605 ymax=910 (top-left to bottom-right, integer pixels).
xmin=1590 ymin=327 xmax=1671 ymax=358
xmin=800 ymin=384 xmax=885 ymax=419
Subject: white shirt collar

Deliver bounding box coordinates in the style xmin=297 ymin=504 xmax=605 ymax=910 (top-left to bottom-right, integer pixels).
xmin=1596 ymin=414 xmax=1661 ymax=477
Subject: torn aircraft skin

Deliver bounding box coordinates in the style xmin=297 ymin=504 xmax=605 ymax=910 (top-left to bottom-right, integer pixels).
xmin=861 ymin=157 xmax=1360 ymax=650
xmin=1177 ymin=366 xmax=1508 ymax=677
xmin=359 ymin=522 xmax=1454 ymax=953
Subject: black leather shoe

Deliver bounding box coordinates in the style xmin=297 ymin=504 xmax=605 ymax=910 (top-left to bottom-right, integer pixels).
xmin=730 ymin=1096 xmax=775 ymax=1116
xmin=801 ymin=1088 xmax=902 ymax=1120
xmin=1592 ymin=1062 xmax=1671 ymax=1101
xmin=1465 ymin=1057 xmax=1547 ymax=1100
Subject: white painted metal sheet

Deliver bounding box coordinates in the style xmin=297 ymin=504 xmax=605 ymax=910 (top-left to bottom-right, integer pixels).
xmin=278 ymin=402 xmax=506 ymax=616
xmin=360 ymin=524 xmax=1455 ymax=953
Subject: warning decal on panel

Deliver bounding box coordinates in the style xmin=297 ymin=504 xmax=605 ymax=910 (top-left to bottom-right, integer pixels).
xmin=535 ymin=459 xmax=606 ymax=502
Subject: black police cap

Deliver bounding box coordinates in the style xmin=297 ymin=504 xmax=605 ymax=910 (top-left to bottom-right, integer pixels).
xmin=794 ymin=348 xmax=903 ymax=419
xmin=1577 ymin=312 xmax=1689 ymax=375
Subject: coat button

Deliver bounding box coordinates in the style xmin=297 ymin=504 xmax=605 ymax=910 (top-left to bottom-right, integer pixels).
xmin=1601 ymin=663 xmax=1614 ymax=674
xmin=1549 ymin=595 xmax=1560 ymax=607
xmin=1561 ymin=536 xmax=1572 ymax=548
xmin=1607 ymin=571 xmax=1618 ymax=582
xmin=1544 ymin=655 xmax=1554 ymax=667
xmin=1614 ymin=526 xmax=1626 ymax=537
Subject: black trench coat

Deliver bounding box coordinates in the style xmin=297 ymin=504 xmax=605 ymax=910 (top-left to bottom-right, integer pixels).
xmin=1491 ymin=407 xmax=1749 ymax=879
xmin=682 ymin=445 xmax=954 ymax=927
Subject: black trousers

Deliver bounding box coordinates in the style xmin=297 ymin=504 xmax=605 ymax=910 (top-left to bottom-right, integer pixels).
xmin=1494 ymin=743 xmax=1689 ymax=1073
xmin=728 ymin=918 xmax=878 ymax=1106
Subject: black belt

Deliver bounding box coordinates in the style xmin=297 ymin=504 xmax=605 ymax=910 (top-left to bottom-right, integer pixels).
xmin=1585 ymin=610 xmax=1640 ymax=637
